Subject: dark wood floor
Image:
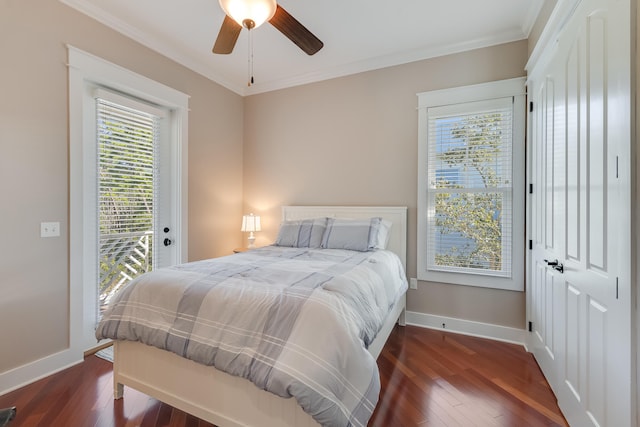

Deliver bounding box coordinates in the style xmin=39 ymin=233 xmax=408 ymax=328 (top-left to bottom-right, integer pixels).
xmin=371 ymin=326 xmax=567 ymax=426
xmin=0 ymin=325 xmax=567 ymax=427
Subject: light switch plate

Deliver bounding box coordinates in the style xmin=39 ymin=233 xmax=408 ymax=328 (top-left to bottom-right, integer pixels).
xmin=409 ymin=278 xmax=418 ymax=289
xmin=41 ymin=222 xmax=60 ymax=237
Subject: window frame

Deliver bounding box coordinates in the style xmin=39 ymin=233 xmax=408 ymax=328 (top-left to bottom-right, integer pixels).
xmin=417 ymin=78 xmax=526 ymax=291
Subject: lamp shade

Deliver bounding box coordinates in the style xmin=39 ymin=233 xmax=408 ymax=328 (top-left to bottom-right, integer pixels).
xmin=219 ymin=0 xmax=277 ymax=28
xmin=241 ymin=213 xmax=261 ymax=232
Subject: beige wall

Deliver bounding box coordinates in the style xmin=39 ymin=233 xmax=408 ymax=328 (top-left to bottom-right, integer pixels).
xmin=636 ymin=5 xmax=639 ymax=419
xmin=528 ymin=0 xmax=558 ymax=56
xmin=243 ymin=40 xmax=529 ymax=329
xmin=0 ymin=0 xmax=243 ymax=373
xmin=0 ymin=0 xmax=532 ymax=382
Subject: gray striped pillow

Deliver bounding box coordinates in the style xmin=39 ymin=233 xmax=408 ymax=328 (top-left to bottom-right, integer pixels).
xmin=275 ymin=218 xmax=327 ymax=248
xmin=321 ymin=217 xmax=386 ymax=251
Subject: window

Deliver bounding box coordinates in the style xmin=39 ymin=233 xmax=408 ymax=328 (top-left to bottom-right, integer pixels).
xmin=417 ymin=78 xmax=525 ymax=291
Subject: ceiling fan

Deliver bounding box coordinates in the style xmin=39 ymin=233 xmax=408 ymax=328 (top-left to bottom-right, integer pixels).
xmin=213 ymin=0 xmax=323 ymax=56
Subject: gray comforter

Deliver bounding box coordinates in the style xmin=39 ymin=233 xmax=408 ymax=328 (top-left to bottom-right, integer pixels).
xmin=96 ymin=246 xmax=407 ymax=427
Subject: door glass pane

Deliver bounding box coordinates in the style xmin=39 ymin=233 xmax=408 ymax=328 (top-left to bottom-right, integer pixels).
xmin=96 ymin=98 xmax=158 ymax=320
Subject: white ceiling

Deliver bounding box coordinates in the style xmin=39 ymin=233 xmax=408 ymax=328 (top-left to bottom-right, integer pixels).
xmin=60 ymin=0 xmax=542 ymax=96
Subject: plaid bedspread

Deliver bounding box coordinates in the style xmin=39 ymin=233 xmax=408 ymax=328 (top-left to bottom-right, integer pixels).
xmin=96 ymin=246 xmax=407 ymax=427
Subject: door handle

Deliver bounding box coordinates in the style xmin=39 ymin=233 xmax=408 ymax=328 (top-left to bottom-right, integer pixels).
xmin=544 ymin=259 xmax=564 ymax=273
xmin=164 ymin=238 xmax=172 ymax=247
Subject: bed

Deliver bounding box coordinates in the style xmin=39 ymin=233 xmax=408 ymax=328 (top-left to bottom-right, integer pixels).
xmin=98 ymin=206 xmax=408 ymax=427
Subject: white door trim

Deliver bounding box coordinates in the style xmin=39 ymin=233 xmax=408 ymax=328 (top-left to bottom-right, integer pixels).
xmin=68 ymin=46 xmax=189 ymax=353
xmin=0 ymin=46 xmax=189 ymax=395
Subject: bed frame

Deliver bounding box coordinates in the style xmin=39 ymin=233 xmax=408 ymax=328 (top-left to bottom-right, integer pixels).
xmin=112 ymin=206 xmax=408 ymax=427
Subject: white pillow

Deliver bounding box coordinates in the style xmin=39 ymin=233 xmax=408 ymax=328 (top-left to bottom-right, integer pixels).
xmin=373 ymin=219 xmax=392 ymax=249
xmin=275 ymin=217 xmax=327 ymax=248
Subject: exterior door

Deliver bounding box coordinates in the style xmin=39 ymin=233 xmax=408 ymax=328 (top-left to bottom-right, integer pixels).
xmin=528 ymin=0 xmax=632 ymax=425
xmin=79 ymin=88 xmax=184 ymax=352
xmin=68 ymin=46 xmax=188 ymax=360
xmin=96 ymin=90 xmax=177 ymax=318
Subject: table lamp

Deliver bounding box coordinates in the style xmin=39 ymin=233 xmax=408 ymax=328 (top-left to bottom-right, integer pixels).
xmin=241 ymin=213 xmax=261 ymax=248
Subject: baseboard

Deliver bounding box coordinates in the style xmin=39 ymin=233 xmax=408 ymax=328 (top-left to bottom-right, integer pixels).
xmin=1 ymin=314 xmax=526 ymax=396
xmin=405 ymin=311 xmax=527 ymax=347
xmin=0 ymin=348 xmax=83 ymax=396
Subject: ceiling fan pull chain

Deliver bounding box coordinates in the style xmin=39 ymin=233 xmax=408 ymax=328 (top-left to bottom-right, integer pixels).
xmin=247 ymin=27 xmax=254 ymax=86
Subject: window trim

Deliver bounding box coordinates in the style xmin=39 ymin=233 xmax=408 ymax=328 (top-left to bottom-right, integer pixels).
xmin=417 ymin=77 xmax=526 ymax=291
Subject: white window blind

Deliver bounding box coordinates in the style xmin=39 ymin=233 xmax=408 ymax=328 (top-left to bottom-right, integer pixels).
xmin=97 ymin=97 xmax=157 ymax=234
xmin=96 ymin=94 xmax=160 ymax=316
xmin=426 ymin=97 xmax=514 ymax=278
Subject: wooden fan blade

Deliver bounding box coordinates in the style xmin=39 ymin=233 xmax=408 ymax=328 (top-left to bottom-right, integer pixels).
xmin=269 ymin=5 xmax=323 ymax=55
xmin=213 ymin=15 xmax=242 ymax=54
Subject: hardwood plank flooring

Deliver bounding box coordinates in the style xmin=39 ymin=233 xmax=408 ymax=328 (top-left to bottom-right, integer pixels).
xmin=0 ymin=326 xmax=567 ymax=426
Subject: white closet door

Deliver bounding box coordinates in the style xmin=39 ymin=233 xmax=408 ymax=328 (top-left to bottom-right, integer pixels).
xmin=528 ymin=0 xmax=632 ymax=425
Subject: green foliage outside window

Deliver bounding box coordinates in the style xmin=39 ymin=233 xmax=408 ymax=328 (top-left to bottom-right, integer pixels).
xmin=433 ymin=113 xmax=507 ymax=272
xmin=97 ymin=102 xmax=155 ymax=311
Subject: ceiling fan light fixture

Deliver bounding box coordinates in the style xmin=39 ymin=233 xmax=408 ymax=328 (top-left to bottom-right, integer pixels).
xmin=218 ymin=0 xmax=277 ymax=29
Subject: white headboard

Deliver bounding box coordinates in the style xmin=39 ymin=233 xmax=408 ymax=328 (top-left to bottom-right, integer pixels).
xmin=281 ymin=206 xmax=408 ymax=271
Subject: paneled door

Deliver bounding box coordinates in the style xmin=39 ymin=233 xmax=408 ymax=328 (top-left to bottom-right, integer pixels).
xmin=528 ymin=0 xmax=632 ymax=425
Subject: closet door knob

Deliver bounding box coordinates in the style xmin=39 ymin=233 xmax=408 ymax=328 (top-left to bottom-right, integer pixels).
xmin=544 ymin=259 xmax=564 ymax=273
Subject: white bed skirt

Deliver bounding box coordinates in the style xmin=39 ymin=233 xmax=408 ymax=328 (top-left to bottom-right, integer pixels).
xmin=113 ymin=293 xmax=406 ymax=427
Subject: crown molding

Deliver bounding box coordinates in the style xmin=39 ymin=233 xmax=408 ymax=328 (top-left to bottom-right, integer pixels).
xmin=59 ymin=0 xmax=244 ymax=95
xmin=60 ymin=0 xmax=532 ymax=97
xmin=245 ymin=30 xmax=528 ymax=95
